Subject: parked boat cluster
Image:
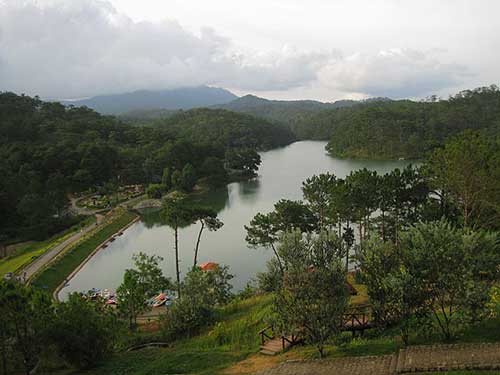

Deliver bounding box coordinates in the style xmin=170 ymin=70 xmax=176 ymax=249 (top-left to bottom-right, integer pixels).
xmin=84 ymin=288 xmax=177 ymax=308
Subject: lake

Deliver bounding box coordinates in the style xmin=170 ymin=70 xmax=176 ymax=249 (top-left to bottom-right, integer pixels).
xmin=59 ymin=141 xmax=411 ymax=299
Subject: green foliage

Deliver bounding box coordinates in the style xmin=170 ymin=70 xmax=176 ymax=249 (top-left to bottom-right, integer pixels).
xmin=117 ymin=252 xmax=171 ymax=328
xmin=274 ymin=231 xmax=349 ymax=357
xmin=49 ymin=293 xmax=121 ymax=369
xmin=181 ymin=163 xmax=197 ymax=191
xmin=359 ymin=220 xmax=500 ymax=342
xmin=225 ymin=148 xmax=262 ymax=177
xmin=424 ymin=130 xmax=500 ymax=229
xmin=146 ymin=183 xmax=163 ymax=199
xmin=31 ymin=211 xmax=137 ymax=293
xmin=0 ymin=94 xmax=292 ymax=243
xmin=155 ymin=108 xmax=296 ymax=150
xmin=162 ymin=266 xmax=233 ymax=340
xmin=298 ymin=85 xmax=500 ymax=159
xmin=0 ymin=281 xmax=54 ymax=375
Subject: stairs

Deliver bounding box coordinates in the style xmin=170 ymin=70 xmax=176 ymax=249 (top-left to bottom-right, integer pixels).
xmin=259 ymin=336 xmax=294 ymax=355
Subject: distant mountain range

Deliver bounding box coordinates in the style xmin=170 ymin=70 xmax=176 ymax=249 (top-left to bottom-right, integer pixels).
xmin=61 ymin=86 xmax=238 ymax=114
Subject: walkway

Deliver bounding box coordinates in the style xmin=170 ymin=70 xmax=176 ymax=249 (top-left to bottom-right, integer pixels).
xmin=254 ymin=343 xmax=500 ymax=374
xmin=21 ymin=222 xmax=98 ymax=282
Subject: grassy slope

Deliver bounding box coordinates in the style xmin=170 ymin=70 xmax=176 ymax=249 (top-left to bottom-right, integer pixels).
xmin=31 ymin=211 xmax=137 ymax=293
xmin=80 ymin=294 xmax=273 ymax=375
xmin=0 ymin=217 xmax=95 ymax=277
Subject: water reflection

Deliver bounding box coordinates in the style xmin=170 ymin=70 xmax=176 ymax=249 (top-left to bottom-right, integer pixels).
xmin=60 ymin=141 xmax=412 ymax=299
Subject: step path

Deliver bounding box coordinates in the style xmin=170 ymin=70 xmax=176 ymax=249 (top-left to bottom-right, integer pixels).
xmin=254 ymin=343 xmax=500 ymax=375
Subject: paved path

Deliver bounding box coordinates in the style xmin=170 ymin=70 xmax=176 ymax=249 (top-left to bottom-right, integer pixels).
xmin=254 ymin=343 xmax=500 ymax=375
xmin=21 ymin=222 xmax=98 ymax=281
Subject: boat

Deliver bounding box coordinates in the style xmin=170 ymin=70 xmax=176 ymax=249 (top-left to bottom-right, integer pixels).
xmin=153 ymin=298 xmax=166 ymax=307
xmin=199 ymin=262 xmax=219 ymax=271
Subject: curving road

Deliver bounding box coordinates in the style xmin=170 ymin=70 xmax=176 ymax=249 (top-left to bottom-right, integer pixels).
xmin=22 ymin=221 xmax=98 ymax=282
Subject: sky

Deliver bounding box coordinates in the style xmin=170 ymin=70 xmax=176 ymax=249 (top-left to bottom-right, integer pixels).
xmin=0 ymin=0 xmax=499 ymax=101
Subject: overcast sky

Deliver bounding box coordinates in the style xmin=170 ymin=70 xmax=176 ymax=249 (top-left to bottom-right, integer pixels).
xmin=0 ymin=0 xmax=499 ymax=101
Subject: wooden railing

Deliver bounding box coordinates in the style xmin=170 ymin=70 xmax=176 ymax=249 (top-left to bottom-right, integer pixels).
xmin=258 ymin=325 xmax=275 ymax=346
xmin=342 ymin=304 xmax=373 ymax=331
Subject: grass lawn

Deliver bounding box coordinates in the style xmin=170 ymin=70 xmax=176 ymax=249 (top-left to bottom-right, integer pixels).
xmin=31 ymin=210 xmax=137 ymax=293
xmin=0 ymin=217 xmax=95 ymax=277
xmin=75 ymin=294 xmax=274 ymax=375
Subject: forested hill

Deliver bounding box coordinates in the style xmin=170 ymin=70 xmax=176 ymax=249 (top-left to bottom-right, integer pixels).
xmin=215 ymin=94 xmax=363 ymax=128
xmin=153 ymin=108 xmax=296 ymax=149
xmin=61 ymin=86 xmax=237 ymax=115
xmin=0 ymin=93 xmax=293 ymax=241
xmin=293 ymin=85 xmax=500 ymax=159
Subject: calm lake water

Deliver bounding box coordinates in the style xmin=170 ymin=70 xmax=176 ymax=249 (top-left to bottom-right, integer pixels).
xmin=59 ymin=141 xmax=411 ymax=299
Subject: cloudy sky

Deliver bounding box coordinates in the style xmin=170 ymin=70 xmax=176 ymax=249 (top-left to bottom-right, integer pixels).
xmin=0 ymin=0 xmax=498 ymax=101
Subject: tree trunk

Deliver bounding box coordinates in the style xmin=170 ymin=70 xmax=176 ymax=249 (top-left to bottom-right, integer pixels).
xmin=193 ymin=221 xmax=205 ymax=267
xmin=174 ymin=225 xmax=181 ymax=298
xmin=1 ymin=324 xmax=7 ymax=375
xmin=270 ymin=243 xmax=284 ymax=274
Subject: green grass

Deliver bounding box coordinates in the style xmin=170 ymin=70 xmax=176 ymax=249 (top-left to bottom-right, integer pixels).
xmin=0 ymin=217 xmax=95 ymax=277
xmin=31 ymin=211 xmax=137 ymax=293
xmin=77 ymin=294 xmax=273 ymax=375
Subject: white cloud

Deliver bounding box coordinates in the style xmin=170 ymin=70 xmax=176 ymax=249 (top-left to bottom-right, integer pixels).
xmin=0 ymin=0 xmax=330 ymax=98
xmin=318 ymin=49 xmax=471 ymax=98
xmin=0 ymin=0 xmax=484 ymax=100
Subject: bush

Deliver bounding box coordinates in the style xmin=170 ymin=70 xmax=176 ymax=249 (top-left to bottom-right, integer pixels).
xmin=49 ymin=293 xmax=121 ymax=368
xmin=161 ymin=297 xmax=213 ymax=340
xmin=146 ymin=183 xmax=164 ymax=198
xmin=257 ymin=258 xmax=282 ymax=292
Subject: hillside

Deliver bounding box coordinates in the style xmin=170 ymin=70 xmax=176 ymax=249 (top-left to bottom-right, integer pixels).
xmin=216 ymin=94 xmax=360 ymax=130
xmin=154 ymin=108 xmax=296 ymax=150
xmin=61 ymin=86 xmax=237 ymax=114
xmin=0 ymin=93 xmax=293 ymax=242
xmin=321 ymin=85 xmax=500 ymax=159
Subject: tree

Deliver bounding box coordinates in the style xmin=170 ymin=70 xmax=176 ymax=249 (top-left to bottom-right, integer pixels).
xmin=117 ymin=270 xmax=144 ymax=329
xmin=181 ymin=163 xmax=197 ymax=191
xmin=400 ymin=220 xmax=499 ymax=340
xmin=274 ymin=231 xmax=348 ymax=357
xmin=425 ymin=131 xmax=500 ymax=229
xmin=200 ymin=157 xmax=228 ymax=188
xmin=191 ymin=206 xmax=223 ymax=267
xmin=358 ymin=237 xmax=426 ymax=345
xmin=302 ymin=173 xmax=336 ymax=230
xmin=161 ymin=167 xmax=172 ymax=191
xmin=162 ymin=197 xmax=196 ymax=297
xmin=161 ymin=265 xmax=233 ymax=339
xmin=0 ymin=281 xmax=53 ymax=375
xmin=146 ymin=183 xmax=163 ymax=199
xmin=117 ymin=252 xmax=170 ymax=328
xmin=49 ymin=293 xmax=120 ymax=368
xmin=359 ymin=220 xmax=500 ymax=343
xmin=245 ymin=200 xmax=318 ymax=273
xmin=225 ymin=148 xmax=262 ymax=177
xmin=171 ymin=170 xmax=183 ymax=191
xmin=245 ymin=212 xmax=282 ymax=272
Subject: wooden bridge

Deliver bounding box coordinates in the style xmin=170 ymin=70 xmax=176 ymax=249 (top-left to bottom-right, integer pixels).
xmin=259 ymin=304 xmax=373 ymax=355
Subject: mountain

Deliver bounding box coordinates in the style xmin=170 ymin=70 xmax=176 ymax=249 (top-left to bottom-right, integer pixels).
xmin=61 ymin=86 xmax=238 ymax=114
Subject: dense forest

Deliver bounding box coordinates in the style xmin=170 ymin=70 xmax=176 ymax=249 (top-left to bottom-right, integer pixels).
xmin=304 ymin=85 xmax=500 ymax=159
xmin=216 ymin=94 xmax=360 ymax=129
xmin=0 ymin=93 xmax=293 ymax=241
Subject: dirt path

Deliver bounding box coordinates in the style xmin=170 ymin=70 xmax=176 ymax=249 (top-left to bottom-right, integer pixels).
xmin=252 ymin=343 xmax=500 ymax=375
